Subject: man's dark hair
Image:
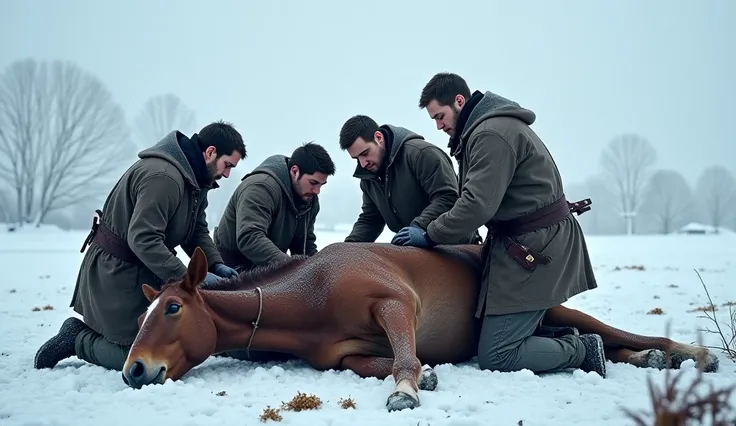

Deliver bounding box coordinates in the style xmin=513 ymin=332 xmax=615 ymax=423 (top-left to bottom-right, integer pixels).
xmin=197 ymin=120 xmax=247 ymax=158
xmin=288 ymin=142 xmax=336 ymax=177
xmin=418 ymin=72 xmax=472 ymax=109
xmin=338 ymin=115 xmax=380 ymax=151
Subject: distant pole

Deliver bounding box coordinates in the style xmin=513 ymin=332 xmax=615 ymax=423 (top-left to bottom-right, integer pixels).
xmin=621 ymin=211 xmax=636 ymax=235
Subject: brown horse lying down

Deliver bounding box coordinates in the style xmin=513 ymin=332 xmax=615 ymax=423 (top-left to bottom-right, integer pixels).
xmin=122 ymin=243 xmax=718 ymax=411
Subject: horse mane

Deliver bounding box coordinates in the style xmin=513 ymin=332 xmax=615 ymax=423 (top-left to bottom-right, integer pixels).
xmin=238 ymin=254 xmax=309 ymax=286
xmin=197 ymin=254 xmax=310 ymax=292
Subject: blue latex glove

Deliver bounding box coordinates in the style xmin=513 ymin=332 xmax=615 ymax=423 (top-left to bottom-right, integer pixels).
xmin=202 ymin=272 xmax=222 ymax=287
xmin=211 ymin=263 xmax=239 ymax=278
xmin=391 ymin=226 xmax=435 ymax=248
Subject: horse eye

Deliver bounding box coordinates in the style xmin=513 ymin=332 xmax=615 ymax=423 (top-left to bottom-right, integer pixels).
xmin=165 ymin=303 xmax=181 ymax=315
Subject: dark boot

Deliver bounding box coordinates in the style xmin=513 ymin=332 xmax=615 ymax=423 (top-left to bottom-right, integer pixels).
xmin=578 ymin=333 xmax=606 ymax=378
xmin=34 ymin=317 xmax=90 ymax=369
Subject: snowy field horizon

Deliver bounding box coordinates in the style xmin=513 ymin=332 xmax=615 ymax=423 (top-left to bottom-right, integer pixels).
xmin=0 ymin=225 xmax=734 ymax=425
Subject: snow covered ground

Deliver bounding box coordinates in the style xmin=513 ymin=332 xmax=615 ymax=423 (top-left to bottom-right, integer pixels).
xmin=0 ymin=225 xmax=734 ymax=425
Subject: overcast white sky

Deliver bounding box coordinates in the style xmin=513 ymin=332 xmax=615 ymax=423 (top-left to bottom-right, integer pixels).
xmin=2 ymin=0 xmax=733 ymax=196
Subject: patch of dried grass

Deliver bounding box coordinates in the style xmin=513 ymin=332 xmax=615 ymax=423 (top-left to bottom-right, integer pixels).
xmin=622 ymin=322 xmax=735 ymax=425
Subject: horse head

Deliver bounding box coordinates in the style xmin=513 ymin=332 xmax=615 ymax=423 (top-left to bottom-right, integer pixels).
xmin=122 ymin=246 xmax=217 ymax=389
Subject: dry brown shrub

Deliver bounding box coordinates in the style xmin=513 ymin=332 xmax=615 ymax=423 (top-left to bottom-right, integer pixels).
xmin=259 ymin=406 xmax=282 ymax=422
xmin=622 ymin=322 xmax=735 ymax=425
xmin=692 ymin=271 xmax=735 ymax=360
xmin=338 ymin=397 xmax=356 ymax=409
xmin=281 ymin=391 xmax=322 ymax=411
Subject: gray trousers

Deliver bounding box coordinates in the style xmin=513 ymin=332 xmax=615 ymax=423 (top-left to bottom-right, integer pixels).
xmin=478 ymin=309 xmax=586 ymax=373
xmin=75 ymin=327 xmax=131 ymax=371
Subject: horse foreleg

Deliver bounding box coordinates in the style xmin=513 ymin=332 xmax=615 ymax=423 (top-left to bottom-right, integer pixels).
xmin=543 ymin=305 xmax=719 ymax=372
xmin=341 ymin=355 xmax=438 ymax=391
xmin=372 ymin=299 xmax=423 ymax=411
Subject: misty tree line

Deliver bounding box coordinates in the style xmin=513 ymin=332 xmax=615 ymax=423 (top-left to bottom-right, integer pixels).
xmin=0 ymin=58 xmax=199 ymax=228
xmin=1 ymin=58 xmax=734 ymax=235
xmin=567 ymin=134 xmax=736 ymax=235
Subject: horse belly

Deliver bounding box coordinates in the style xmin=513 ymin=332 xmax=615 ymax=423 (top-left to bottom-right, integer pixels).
xmin=306 ymin=336 xmax=393 ymax=370
xmin=415 ymin=308 xmax=480 ymax=365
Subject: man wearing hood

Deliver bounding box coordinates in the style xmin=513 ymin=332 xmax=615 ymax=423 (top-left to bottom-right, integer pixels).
xmin=213 ymin=142 xmax=335 ymax=272
xmin=339 ymin=114 xmax=480 ymax=244
xmin=34 ymin=121 xmax=246 ymax=372
xmin=392 ymin=72 xmax=605 ymax=378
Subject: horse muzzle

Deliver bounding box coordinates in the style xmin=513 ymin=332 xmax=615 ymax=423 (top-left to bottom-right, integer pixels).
xmin=122 ymin=358 xmax=167 ymax=389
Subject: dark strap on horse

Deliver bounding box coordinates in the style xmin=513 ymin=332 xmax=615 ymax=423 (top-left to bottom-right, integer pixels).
xmin=487 ymin=195 xmax=592 ymax=271
xmin=79 ymin=209 xmax=140 ymax=264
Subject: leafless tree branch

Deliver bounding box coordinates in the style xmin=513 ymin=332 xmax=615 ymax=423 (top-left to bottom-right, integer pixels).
xmin=641 ymin=169 xmax=693 ymax=234
xmin=134 ymin=93 xmax=196 ymax=150
xmin=0 ymin=59 xmax=56 ymax=225
xmin=0 ymin=187 xmax=10 ymax=223
xmin=695 ymin=165 xmax=736 ymax=232
xmin=33 ymin=59 xmax=135 ymax=224
xmin=600 ymin=133 xmax=657 ymax=234
xmin=0 ymin=58 xmax=135 ymax=226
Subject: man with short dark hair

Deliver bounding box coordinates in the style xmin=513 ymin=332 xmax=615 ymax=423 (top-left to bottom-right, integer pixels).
xmin=213 ymin=142 xmax=336 ymax=271
xmin=339 ymin=114 xmax=480 ymax=244
xmin=34 ymin=120 xmax=247 ymax=372
xmin=392 ymin=72 xmax=605 ymax=378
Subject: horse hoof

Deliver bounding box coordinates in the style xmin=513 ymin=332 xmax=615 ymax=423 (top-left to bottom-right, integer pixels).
xmin=672 ymin=351 xmax=720 ymax=373
xmin=670 ymin=350 xmax=719 ymax=373
xmin=641 ymin=349 xmax=667 ymax=370
xmin=701 ymin=352 xmax=719 ymax=373
xmin=386 ymin=391 xmax=419 ymax=411
xmin=418 ymin=366 xmax=438 ymax=391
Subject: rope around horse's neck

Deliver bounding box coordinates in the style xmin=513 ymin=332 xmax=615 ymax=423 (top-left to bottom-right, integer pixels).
xmin=245 ymin=286 xmax=263 ymax=359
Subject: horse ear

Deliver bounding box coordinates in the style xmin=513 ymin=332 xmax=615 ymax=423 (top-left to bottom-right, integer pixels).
xmin=183 ymin=246 xmax=208 ymax=293
xmin=142 ymin=283 xmax=158 ymax=302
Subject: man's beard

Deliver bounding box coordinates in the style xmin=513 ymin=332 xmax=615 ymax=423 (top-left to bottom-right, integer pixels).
xmin=206 ymin=160 xmax=219 ymax=183
xmin=450 ymin=104 xmax=460 ymax=130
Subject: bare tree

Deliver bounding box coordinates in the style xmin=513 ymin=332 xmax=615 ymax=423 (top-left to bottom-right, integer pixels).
xmin=134 ymin=93 xmax=196 ymax=149
xmin=600 ymin=133 xmax=657 ymax=235
xmin=695 ymin=165 xmax=736 ymax=232
xmin=0 ymin=187 xmax=10 ymax=225
xmin=640 ymin=169 xmax=693 ymax=234
xmin=0 ymin=59 xmax=53 ymax=226
xmin=0 ymin=58 xmax=135 ymax=226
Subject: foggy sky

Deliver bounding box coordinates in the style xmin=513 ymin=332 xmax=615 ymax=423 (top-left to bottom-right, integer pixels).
xmin=1 ymin=0 xmax=734 ymax=202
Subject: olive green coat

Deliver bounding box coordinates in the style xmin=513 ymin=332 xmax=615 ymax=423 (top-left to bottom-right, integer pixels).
xmin=213 ymin=154 xmax=319 ymax=270
xmin=426 ymin=91 xmax=597 ymax=317
xmin=345 ymin=124 xmax=479 ymax=244
xmin=70 ymin=131 xmax=223 ymax=345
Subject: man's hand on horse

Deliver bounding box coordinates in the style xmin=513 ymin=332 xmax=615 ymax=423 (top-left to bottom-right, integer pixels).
xmin=201 ymin=272 xmax=224 ymax=287
xmin=390 ymin=226 xmax=436 ymax=248
xmin=210 ymin=263 xmax=238 ymax=278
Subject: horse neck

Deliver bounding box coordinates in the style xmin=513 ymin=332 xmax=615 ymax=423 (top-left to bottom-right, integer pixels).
xmin=200 ymin=275 xmax=311 ymax=355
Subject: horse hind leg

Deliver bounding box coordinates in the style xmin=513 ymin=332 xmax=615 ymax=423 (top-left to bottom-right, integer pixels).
xmin=544 ymin=306 xmax=719 ymax=372
xmin=340 ymin=355 xmax=438 ymax=391
xmin=606 ymin=347 xmax=669 ymax=370
xmin=372 ymin=298 xmax=425 ymax=411
xmin=667 ymin=342 xmax=719 ymax=372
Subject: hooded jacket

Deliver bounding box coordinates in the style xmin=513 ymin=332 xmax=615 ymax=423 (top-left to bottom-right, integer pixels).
xmin=213 ymin=154 xmax=319 ymax=270
xmin=345 ymin=124 xmax=478 ymax=243
xmin=70 ymin=130 xmax=223 ymax=345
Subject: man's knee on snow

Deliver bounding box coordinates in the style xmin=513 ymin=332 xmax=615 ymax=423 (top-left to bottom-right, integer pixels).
xmin=477 ymin=346 xmax=524 ymax=372
xmin=74 ymin=327 xmax=131 ymax=371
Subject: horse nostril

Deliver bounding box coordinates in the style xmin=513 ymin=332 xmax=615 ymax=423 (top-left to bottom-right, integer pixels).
xmin=129 ymin=360 xmax=146 ymax=379
xmin=121 ymin=372 xmax=129 ymax=385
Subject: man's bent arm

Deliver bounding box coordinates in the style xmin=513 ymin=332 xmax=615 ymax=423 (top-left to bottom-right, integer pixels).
xmin=127 ymin=173 xmax=188 ymax=284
